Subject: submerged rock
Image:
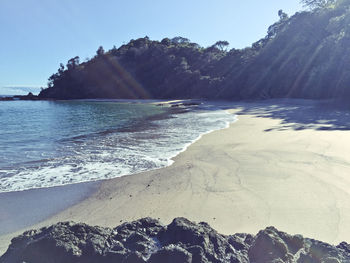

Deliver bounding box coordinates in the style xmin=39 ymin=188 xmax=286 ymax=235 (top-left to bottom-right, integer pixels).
xmin=1 ymin=217 xmax=350 ymax=263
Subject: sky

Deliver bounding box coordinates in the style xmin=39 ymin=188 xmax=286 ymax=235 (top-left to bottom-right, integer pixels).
xmin=0 ymin=0 xmax=304 ymax=95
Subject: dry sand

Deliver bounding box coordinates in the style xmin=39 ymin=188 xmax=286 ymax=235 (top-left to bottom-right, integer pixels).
xmin=2 ymin=99 xmax=350 ymax=254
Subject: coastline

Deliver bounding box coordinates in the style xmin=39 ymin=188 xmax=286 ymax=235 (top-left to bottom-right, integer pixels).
xmin=0 ymin=99 xmax=234 ymax=193
xmin=2 ymin=99 xmax=350 ymax=255
xmin=0 ymin=181 xmax=99 ymax=236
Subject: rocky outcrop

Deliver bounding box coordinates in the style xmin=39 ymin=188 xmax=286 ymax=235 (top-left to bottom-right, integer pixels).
xmin=1 ymin=217 xmax=350 ymax=263
xmin=0 ymin=97 xmax=14 ymax=101
xmin=0 ymin=93 xmax=40 ymax=101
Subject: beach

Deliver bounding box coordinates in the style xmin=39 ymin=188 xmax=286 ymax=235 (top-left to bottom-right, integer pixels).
xmin=2 ymin=99 xmax=350 ymax=255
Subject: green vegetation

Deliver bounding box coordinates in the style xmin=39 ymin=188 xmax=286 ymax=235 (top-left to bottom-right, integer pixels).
xmin=40 ymin=36 xmax=234 ymax=99
xmin=301 ymin=0 xmax=336 ymax=9
xmin=39 ymin=0 xmax=350 ymax=100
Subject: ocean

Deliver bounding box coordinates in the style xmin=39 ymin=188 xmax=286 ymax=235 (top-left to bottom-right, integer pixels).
xmin=0 ymin=100 xmax=236 ymax=193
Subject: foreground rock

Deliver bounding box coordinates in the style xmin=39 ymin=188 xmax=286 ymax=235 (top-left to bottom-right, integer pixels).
xmin=1 ymin=217 xmax=350 ymax=263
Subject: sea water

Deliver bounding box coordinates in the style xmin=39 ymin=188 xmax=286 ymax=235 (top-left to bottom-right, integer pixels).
xmin=0 ymin=100 xmax=236 ymax=192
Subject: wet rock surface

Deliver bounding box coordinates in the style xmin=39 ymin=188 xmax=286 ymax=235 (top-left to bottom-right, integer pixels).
xmin=1 ymin=217 xmax=350 ymax=263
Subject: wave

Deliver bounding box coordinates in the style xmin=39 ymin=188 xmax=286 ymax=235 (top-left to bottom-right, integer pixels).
xmin=0 ymin=106 xmax=237 ymax=193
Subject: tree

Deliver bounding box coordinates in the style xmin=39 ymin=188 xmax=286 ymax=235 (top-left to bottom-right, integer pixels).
xmin=58 ymin=63 xmax=65 ymax=75
xmin=213 ymin=41 xmax=230 ymax=51
xmin=161 ymin=38 xmax=171 ymax=45
xmin=300 ymin=0 xmax=335 ymax=9
xmin=110 ymin=45 xmax=118 ymax=56
xmin=66 ymin=56 xmax=80 ymax=70
xmin=171 ymin=37 xmax=190 ymax=44
xmin=278 ymin=10 xmax=288 ymax=20
xmin=48 ymin=72 xmax=60 ymax=87
xmin=96 ymin=46 xmax=105 ymax=56
xmin=266 ymin=10 xmax=290 ymax=40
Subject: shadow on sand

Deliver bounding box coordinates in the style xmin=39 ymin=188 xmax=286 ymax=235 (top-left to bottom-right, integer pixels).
xmin=206 ymin=99 xmax=350 ymax=132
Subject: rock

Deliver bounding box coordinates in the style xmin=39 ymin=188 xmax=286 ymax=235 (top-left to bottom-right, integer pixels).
xmin=13 ymin=92 xmax=40 ymax=100
xmin=148 ymin=245 xmax=192 ymax=263
xmin=0 ymin=97 xmax=14 ymax=101
xmin=323 ymin=258 xmax=341 ymax=263
xmin=158 ymin=217 xmax=247 ymax=262
xmin=0 ymin=222 xmax=114 ymax=263
xmin=248 ymin=227 xmax=350 ymax=263
xmin=124 ymin=251 xmax=146 ymax=263
xmin=182 ymin=102 xmax=202 ymax=106
xmin=248 ymin=227 xmax=291 ymax=263
xmin=1 ymin=218 xmax=350 ymax=263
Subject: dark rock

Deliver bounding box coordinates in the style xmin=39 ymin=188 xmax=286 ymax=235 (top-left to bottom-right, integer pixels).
xmin=248 ymin=226 xmax=291 ymax=263
xmin=103 ymin=250 xmax=126 ymax=261
xmin=248 ymin=227 xmax=350 ymax=263
xmin=0 ymin=97 xmax=14 ymax=101
xmin=13 ymin=92 xmax=39 ymax=100
xmin=158 ymin=217 xmax=245 ymax=262
xmin=187 ymin=245 xmax=208 ymax=263
xmin=0 ymin=222 xmax=113 ymax=263
xmin=148 ymin=245 xmax=192 ymax=263
xmin=182 ymin=102 xmax=202 ymax=106
xmin=1 ymin=218 xmax=350 ymax=263
xmin=124 ymin=251 xmax=146 ymax=263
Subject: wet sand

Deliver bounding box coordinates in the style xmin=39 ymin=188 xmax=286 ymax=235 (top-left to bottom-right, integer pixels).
xmin=2 ymin=99 xmax=350 ymax=254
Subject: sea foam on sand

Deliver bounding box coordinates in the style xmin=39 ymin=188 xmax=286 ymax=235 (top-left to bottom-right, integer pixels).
xmin=0 ymin=105 xmax=236 ymax=193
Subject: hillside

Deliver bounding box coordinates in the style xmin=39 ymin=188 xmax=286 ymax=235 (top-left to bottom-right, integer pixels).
xmin=39 ymin=0 xmax=350 ymax=100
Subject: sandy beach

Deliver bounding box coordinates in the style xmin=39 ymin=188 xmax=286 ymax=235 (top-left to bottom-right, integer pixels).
xmin=2 ymin=99 xmax=350 ymax=255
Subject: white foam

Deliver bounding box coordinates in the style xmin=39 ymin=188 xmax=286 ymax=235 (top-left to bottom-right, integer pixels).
xmin=0 ymin=107 xmax=237 ymax=193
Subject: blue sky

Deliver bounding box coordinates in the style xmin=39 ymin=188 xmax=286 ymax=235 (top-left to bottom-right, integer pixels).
xmin=0 ymin=0 xmax=303 ymax=95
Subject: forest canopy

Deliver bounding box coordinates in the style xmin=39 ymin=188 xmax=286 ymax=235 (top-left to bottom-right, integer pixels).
xmin=39 ymin=0 xmax=350 ymax=101
xmin=300 ymin=0 xmax=336 ymax=9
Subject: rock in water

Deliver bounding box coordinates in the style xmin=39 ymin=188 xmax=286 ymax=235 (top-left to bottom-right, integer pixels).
xmin=1 ymin=217 xmax=350 ymax=263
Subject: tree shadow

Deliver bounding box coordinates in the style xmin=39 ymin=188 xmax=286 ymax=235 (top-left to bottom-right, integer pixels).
xmin=208 ymin=99 xmax=350 ymax=132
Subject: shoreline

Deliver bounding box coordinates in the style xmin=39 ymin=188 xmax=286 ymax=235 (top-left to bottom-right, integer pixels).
xmin=2 ymin=99 xmax=350 ymax=255
xmin=0 ymin=100 xmax=237 ymax=253
xmin=0 ymin=181 xmax=99 ymax=235
xmin=0 ymin=99 xmax=234 ymax=193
